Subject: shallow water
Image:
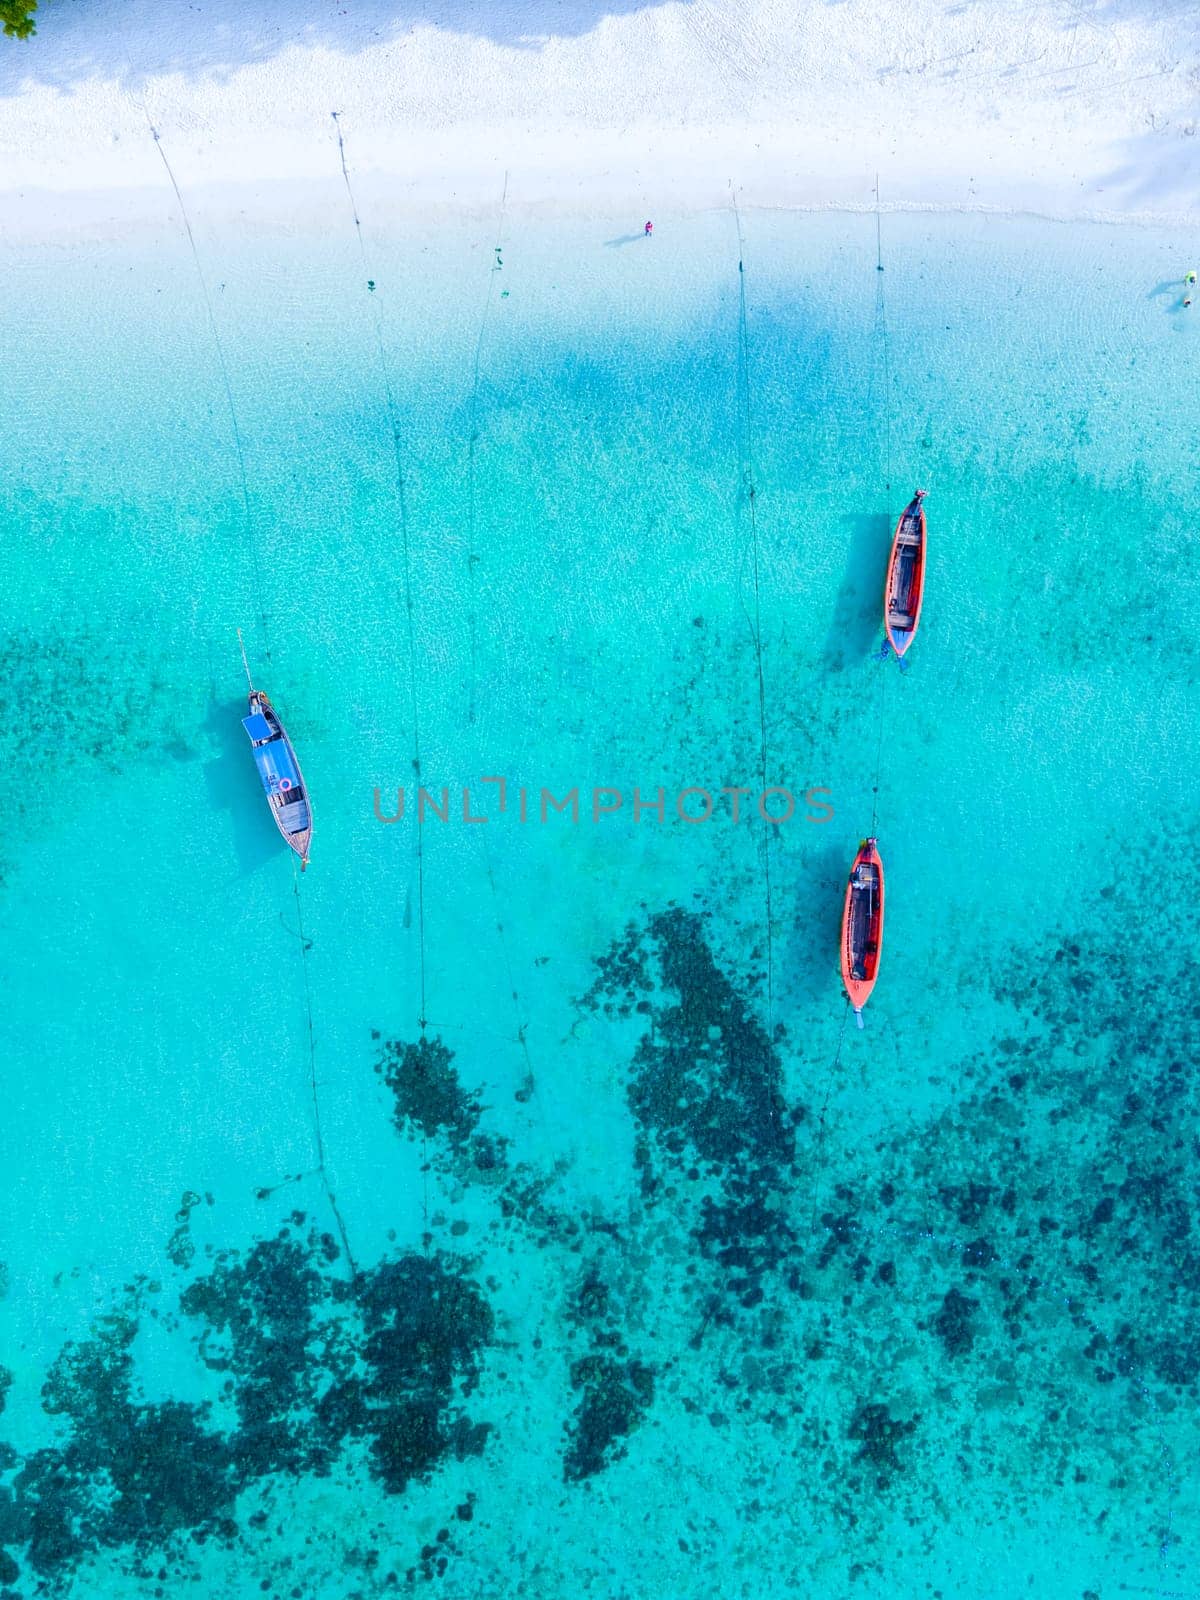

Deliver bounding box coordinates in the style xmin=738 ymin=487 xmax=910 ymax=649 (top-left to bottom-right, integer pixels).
xmin=0 ymin=201 xmax=1197 ymax=1598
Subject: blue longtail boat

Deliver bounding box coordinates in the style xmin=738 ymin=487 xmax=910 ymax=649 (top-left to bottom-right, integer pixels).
xmin=239 ymin=633 xmax=312 ymax=869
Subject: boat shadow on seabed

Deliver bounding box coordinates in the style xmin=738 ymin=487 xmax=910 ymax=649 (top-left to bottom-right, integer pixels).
xmin=202 ymin=690 xmax=289 ymax=876
xmin=821 ymin=511 xmax=891 ymax=672
xmin=781 ymin=838 xmax=852 ymax=1011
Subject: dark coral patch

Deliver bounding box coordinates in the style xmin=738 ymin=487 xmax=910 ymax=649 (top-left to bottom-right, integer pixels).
xmin=376 ymin=1033 xmax=509 ymax=1178
xmin=936 ymin=1182 xmax=994 ymax=1228
xmin=584 ymin=908 xmax=800 ymax=1277
xmin=377 ymin=1035 xmax=482 ymax=1151
xmin=563 ymin=1355 xmax=655 ymax=1483
xmin=9 ymin=1311 xmax=238 ymax=1582
xmin=166 ymin=1191 xmax=204 ymax=1270
xmin=625 ymin=909 xmax=794 ymax=1172
xmin=560 ymin=1257 xmax=656 ymax=1481
xmin=0 ymin=1223 xmax=495 ymax=1592
xmin=931 ymin=1287 xmax=979 ymax=1359
xmin=354 ymin=1256 xmax=495 ymax=1493
xmin=181 ymin=1233 xmax=334 ymax=1479
xmin=848 ymin=1402 xmax=918 ymax=1488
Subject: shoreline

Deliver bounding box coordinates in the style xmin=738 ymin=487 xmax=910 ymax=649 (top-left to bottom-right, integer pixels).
xmin=5 ymin=173 xmax=1200 ymax=244
xmin=2 ymin=2 xmax=1199 ymax=233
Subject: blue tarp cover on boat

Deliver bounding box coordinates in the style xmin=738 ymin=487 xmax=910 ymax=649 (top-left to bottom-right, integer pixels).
xmin=242 ymin=713 xmax=273 ymax=742
xmin=250 ymin=736 xmax=301 ymax=795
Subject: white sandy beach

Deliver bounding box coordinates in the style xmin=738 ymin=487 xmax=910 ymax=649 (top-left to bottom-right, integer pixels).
xmin=0 ymin=0 xmax=1198 ymax=230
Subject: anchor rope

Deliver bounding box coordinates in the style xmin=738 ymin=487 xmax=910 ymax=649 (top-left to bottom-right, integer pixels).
xmin=330 ymin=112 xmax=431 ymax=1245
xmin=146 ymin=119 xmax=270 ymax=664
xmin=622 ymin=189 xmax=1180 ymax=1589
xmin=869 ymin=664 xmax=888 ymax=835
xmin=821 ymin=187 xmax=1176 ymax=1590
xmin=149 ymin=121 xmax=354 ymax=1274
xmin=473 ymin=825 xmax=538 ymax=1088
xmin=732 ymin=193 xmax=776 ymax=1040
xmin=804 ymin=997 xmax=853 ymax=1235
xmin=292 ymin=859 xmax=359 ymax=1277
xmin=875 ymin=173 xmax=894 ymax=527
xmin=331 ymin=111 xmax=429 ymax=1042
xmin=465 ymin=170 xmax=510 ymax=728
xmin=870 ymin=172 xmax=893 ymax=836
xmin=810 ymin=184 xmax=896 ymax=1228
xmin=454 ymin=177 xmax=539 ymax=1107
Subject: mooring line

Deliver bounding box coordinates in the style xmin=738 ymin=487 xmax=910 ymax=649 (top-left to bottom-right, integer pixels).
xmin=331 ymin=112 xmax=434 ymax=1250
xmin=150 ymin=117 xmax=360 ymax=1270
xmin=869 ymin=662 xmax=888 ymax=834
xmin=331 ymin=111 xmax=428 ymax=1037
xmin=292 ymin=860 xmax=359 ymax=1278
xmin=803 ymin=997 xmax=853 ymax=1234
xmin=465 ymin=170 xmax=510 ymax=727
xmin=874 ymin=172 xmax=894 ymax=527
xmin=731 ymin=191 xmax=776 ymax=1038
xmin=146 ymin=119 xmax=270 ymax=663
xmin=474 ymin=824 xmax=538 ymax=1083
xmin=869 ymin=174 xmax=894 ymax=830
xmin=458 ymin=174 xmax=540 ymax=1100
xmin=809 ymin=186 xmax=895 ymax=1224
xmin=843 ymin=187 xmax=1176 ymax=1583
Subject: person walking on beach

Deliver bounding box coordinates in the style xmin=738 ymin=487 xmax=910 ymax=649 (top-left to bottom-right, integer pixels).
xmin=644 ymin=220 xmax=653 ymax=237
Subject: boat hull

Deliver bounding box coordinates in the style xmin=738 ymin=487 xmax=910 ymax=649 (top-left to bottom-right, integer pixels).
xmin=243 ymin=691 xmax=312 ymax=866
xmin=884 ymin=492 xmax=927 ymax=658
xmin=840 ymin=837 xmax=884 ymax=1014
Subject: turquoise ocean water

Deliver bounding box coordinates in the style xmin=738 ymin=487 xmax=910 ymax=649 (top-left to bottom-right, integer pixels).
xmin=1 ymin=199 xmax=1198 ymax=1597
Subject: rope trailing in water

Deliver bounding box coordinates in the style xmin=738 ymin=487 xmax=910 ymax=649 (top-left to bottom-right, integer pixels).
xmin=292 ymin=859 xmax=359 ymax=1278
xmin=874 ymin=173 xmax=894 ymax=528
xmin=331 ymin=111 xmax=429 ymax=1038
xmin=869 ymin=665 xmax=888 ymax=835
xmin=804 ymin=997 xmax=853 ymax=1234
xmin=731 ymin=192 xmax=776 ymax=1040
xmin=869 ymin=172 xmax=894 ymax=832
xmin=460 ymin=175 xmax=539 ymax=1091
xmin=146 ymin=120 xmax=269 ymax=664
xmin=465 ymin=170 xmax=510 ymax=727
xmin=150 ymin=121 xmax=357 ymax=1271
xmin=811 ymin=182 xmax=896 ymax=1209
xmin=479 ymin=839 xmax=538 ymax=1083
xmin=331 ymin=112 xmax=435 ymax=1248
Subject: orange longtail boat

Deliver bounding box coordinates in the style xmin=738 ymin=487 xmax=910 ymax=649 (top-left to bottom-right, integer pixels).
xmin=841 ymin=838 xmax=884 ymax=1028
xmin=884 ymin=489 xmax=927 ymax=659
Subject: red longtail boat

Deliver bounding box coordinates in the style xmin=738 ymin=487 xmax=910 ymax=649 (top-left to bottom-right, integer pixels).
xmin=841 ymin=837 xmax=884 ymax=1027
xmin=884 ymin=489 xmax=927 ymax=658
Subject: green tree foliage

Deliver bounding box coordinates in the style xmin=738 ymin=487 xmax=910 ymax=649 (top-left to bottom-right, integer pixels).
xmin=1 ymin=0 xmax=37 ymax=41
